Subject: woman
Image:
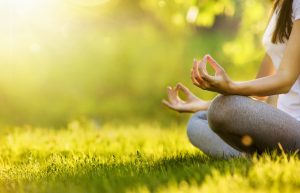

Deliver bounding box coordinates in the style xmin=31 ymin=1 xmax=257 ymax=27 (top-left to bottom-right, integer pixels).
xmin=163 ymin=0 xmax=300 ymax=158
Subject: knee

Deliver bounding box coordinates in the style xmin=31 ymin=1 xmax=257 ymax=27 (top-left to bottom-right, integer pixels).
xmin=187 ymin=111 xmax=207 ymax=143
xmin=207 ymin=95 xmax=250 ymax=133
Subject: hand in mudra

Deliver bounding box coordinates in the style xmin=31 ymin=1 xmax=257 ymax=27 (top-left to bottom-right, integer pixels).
xmin=191 ymin=55 xmax=233 ymax=95
xmin=162 ymin=83 xmax=210 ymax=113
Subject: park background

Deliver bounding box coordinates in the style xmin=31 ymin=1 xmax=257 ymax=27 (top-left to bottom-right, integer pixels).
xmin=3 ymin=1 xmax=300 ymax=193
xmin=0 ymin=0 xmax=271 ymax=127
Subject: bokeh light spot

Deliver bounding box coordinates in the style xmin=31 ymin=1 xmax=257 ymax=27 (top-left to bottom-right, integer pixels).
xmin=172 ymin=13 xmax=184 ymax=26
xmin=186 ymin=6 xmax=199 ymax=23
xmin=158 ymin=0 xmax=166 ymax=7
xmin=241 ymin=135 xmax=253 ymax=146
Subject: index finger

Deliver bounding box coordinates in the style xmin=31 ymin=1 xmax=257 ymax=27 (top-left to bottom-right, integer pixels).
xmin=193 ymin=59 xmax=205 ymax=84
xmin=198 ymin=57 xmax=214 ymax=82
xmin=176 ymin=83 xmax=190 ymax=95
xmin=206 ymin=54 xmax=224 ymax=72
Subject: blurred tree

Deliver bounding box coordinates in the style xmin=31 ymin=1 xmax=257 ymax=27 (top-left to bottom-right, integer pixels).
xmin=140 ymin=0 xmax=236 ymax=28
xmin=0 ymin=0 xmax=274 ymax=126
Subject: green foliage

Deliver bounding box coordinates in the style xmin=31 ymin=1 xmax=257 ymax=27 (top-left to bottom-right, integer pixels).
xmin=0 ymin=0 xmax=272 ymax=126
xmin=1 ymin=125 xmax=300 ymax=193
xmin=140 ymin=0 xmax=236 ymax=28
xmin=223 ymin=1 xmax=271 ymax=80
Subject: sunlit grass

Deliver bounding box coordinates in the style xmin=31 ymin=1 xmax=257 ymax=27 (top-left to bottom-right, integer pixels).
xmin=0 ymin=124 xmax=300 ymax=193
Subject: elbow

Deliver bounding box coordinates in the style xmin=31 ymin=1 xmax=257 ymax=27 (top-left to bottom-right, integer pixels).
xmin=279 ymin=80 xmax=294 ymax=94
xmin=281 ymin=86 xmax=291 ymax=94
xmin=275 ymin=72 xmax=295 ymax=94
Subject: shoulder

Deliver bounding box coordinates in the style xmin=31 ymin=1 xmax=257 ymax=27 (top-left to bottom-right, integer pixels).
xmin=293 ymin=0 xmax=300 ymax=20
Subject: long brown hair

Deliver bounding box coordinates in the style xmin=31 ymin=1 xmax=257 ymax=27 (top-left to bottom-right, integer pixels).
xmin=272 ymin=0 xmax=294 ymax=43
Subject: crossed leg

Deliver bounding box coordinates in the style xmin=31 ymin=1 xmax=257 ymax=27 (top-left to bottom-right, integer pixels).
xmin=187 ymin=95 xmax=300 ymax=157
xmin=207 ymin=95 xmax=300 ymax=154
xmin=187 ymin=111 xmax=242 ymax=158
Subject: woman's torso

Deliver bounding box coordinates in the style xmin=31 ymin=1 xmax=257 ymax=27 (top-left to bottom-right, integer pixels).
xmin=262 ymin=0 xmax=300 ymax=121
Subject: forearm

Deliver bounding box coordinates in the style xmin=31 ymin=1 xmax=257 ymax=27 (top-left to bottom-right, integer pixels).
xmin=229 ymin=22 xmax=300 ymax=96
xmin=229 ymin=74 xmax=291 ymax=96
xmin=203 ymin=100 xmax=212 ymax=111
xmin=191 ymin=100 xmax=212 ymax=112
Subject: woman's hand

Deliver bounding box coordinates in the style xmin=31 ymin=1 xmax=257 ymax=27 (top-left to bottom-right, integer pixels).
xmin=191 ymin=55 xmax=234 ymax=95
xmin=162 ymin=83 xmax=210 ymax=113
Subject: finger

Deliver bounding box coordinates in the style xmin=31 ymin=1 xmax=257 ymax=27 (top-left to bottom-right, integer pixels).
xmin=192 ymin=74 xmax=206 ymax=89
xmin=175 ymin=84 xmax=186 ymax=101
xmin=198 ymin=57 xmax=214 ymax=82
xmin=162 ymin=100 xmax=176 ymax=110
xmin=191 ymin=68 xmax=200 ymax=87
xmin=173 ymin=86 xmax=181 ymax=101
xmin=192 ymin=73 xmax=207 ymax=90
xmin=167 ymin=87 xmax=176 ymax=104
xmin=201 ymin=82 xmax=210 ymax=90
xmin=194 ymin=60 xmax=204 ymax=83
xmin=176 ymin=83 xmax=190 ymax=95
xmin=198 ymin=58 xmax=208 ymax=74
xmin=175 ymin=84 xmax=180 ymax=93
xmin=205 ymin=54 xmax=224 ymax=72
xmin=193 ymin=59 xmax=213 ymax=89
xmin=193 ymin=59 xmax=203 ymax=83
xmin=170 ymin=86 xmax=180 ymax=103
xmin=174 ymin=84 xmax=180 ymax=98
xmin=171 ymin=86 xmax=178 ymax=98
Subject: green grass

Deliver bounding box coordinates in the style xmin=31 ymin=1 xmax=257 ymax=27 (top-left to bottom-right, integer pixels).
xmin=0 ymin=123 xmax=300 ymax=193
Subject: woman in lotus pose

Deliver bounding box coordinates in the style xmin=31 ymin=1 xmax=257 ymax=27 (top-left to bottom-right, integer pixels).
xmin=163 ymin=0 xmax=300 ymax=157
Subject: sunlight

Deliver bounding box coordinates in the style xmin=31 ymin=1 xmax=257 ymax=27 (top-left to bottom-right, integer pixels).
xmin=8 ymin=0 xmax=55 ymax=17
xmin=1 ymin=0 xmax=62 ymax=58
xmin=186 ymin=6 xmax=199 ymax=23
xmin=1 ymin=0 xmax=111 ymax=59
xmin=67 ymin=0 xmax=111 ymax=7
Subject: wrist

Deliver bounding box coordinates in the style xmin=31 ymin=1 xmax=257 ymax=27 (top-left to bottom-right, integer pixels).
xmin=193 ymin=100 xmax=211 ymax=112
xmin=228 ymin=80 xmax=239 ymax=95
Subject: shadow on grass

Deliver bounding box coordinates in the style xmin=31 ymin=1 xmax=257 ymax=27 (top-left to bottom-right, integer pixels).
xmin=2 ymin=152 xmax=252 ymax=193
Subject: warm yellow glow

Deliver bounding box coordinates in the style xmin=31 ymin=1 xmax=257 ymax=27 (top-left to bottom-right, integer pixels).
xmin=68 ymin=0 xmax=110 ymax=7
xmin=158 ymin=0 xmax=166 ymax=8
xmin=1 ymin=0 xmax=60 ymax=57
xmin=186 ymin=6 xmax=199 ymax=23
xmin=0 ymin=0 xmax=110 ymax=59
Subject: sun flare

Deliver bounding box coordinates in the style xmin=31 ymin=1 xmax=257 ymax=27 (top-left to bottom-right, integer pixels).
xmin=0 ymin=0 xmax=110 ymax=59
xmin=66 ymin=0 xmax=111 ymax=7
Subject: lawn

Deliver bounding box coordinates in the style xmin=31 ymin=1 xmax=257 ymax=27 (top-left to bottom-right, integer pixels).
xmin=0 ymin=123 xmax=300 ymax=193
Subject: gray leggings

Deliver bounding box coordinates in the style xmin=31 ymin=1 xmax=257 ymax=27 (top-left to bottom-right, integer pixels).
xmin=187 ymin=95 xmax=300 ymax=158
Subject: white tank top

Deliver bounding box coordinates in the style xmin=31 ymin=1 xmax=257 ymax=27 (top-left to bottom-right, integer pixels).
xmin=262 ymin=0 xmax=300 ymax=121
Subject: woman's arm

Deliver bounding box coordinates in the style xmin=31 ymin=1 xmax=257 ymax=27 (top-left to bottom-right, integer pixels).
xmin=252 ymin=53 xmax=276 ymax=101
xmin=231 ymin=20 xmax=300 ymax=96
xmin=192 ymin=20 xmax=300 ymax=96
